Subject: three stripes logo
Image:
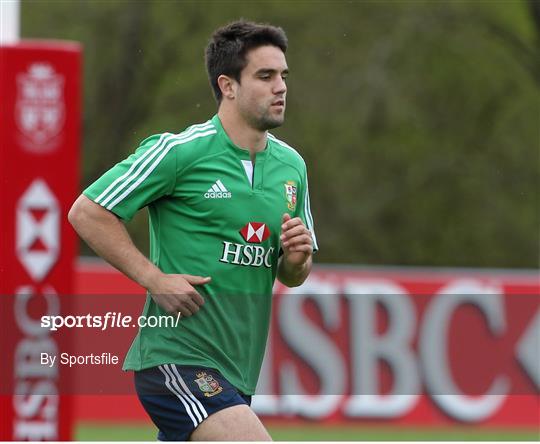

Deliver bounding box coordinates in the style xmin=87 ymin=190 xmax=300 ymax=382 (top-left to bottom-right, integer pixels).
xmin=158 ymin=364 xmax=208 ymax=427
xmin=204 ymin=179 xmax=231 ymax=199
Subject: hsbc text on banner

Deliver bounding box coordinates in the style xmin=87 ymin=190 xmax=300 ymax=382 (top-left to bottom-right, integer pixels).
xmin=66 ymin=263 xmax=540 ymax=427
xmin=0 ymin=41 xmax=81 ymax=441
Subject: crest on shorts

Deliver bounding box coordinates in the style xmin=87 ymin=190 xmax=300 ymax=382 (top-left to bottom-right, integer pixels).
xmin=194 ymin=371 xmax=223 ymax=397
xmin=284 ymin=181 xmax=297 ymax=211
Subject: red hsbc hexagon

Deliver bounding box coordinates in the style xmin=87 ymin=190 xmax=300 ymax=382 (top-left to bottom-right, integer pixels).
xmin=240 ymin=222 xmax=270 ymax=243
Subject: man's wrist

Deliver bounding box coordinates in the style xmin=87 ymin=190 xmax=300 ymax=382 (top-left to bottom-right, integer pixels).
xmin=137 ymin=263 xmax=164 ymax=291
xmin=283 ymin=253 xmax=311 ymax=277
xmin=280 ymin=253 xmax=312 ymax=285
xmin=284 ymin=255 xmax=308 ymax=274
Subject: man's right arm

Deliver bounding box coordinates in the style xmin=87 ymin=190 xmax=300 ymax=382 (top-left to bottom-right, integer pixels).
xmin=68 ymin=195 xmax=209 ymax=316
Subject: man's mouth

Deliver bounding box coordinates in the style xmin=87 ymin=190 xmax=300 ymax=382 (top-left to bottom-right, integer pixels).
xmin=272 ymin=100 xmax=285 ymax=107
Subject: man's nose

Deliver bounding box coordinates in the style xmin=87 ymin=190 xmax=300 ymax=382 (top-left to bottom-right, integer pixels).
xmin=274 ymin=77 xmax=287 ymax=94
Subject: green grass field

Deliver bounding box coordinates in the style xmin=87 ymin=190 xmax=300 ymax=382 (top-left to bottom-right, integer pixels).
xmin=76 ymin=422 xmax=540 ymax=441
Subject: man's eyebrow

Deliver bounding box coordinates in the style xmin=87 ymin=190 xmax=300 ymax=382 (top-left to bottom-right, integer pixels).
xmin=255 ymin=68 xmax=289 ymax=75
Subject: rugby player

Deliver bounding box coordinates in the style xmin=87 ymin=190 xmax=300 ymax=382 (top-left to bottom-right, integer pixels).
xmin=69 ymin=20 xmax=317 ymax=441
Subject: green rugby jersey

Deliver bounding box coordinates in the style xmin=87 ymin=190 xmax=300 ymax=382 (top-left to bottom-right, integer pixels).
xmin=83 ymin=114 xmax=317 ymax=394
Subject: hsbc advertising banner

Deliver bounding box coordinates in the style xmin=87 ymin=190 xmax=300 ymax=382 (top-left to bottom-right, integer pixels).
xmin=67 ymin=263 xmax=539 ymax=428
xmin=255 ymin=269 xmax=539 ymax=426
xmin=0 ymin=42 xmax=81 ymax=441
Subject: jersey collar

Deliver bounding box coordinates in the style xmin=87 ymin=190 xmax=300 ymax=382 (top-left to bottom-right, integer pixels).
xmin=211 ymin=114 xmax=270 ymax=161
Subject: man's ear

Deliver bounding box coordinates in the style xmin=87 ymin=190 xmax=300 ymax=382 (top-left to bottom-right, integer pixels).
xmin=217 ymin=74 xmax=237 ymax=100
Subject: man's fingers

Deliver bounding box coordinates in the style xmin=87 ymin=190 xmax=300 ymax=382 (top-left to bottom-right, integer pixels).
xmin=281 ymin=216 xmax=304 ymax=233
xmin=189 ymin=290 xmax=205 ymax=306
xmin=182 ymin=274 xmax=212 ymax=285
xmin=281 ymin=224 xmax=309 ymax=241
xmin=159 ymin=297 xmax=185 ymax=316
xmin=281 ymin=214 xmax=298 ymax=231
xmin=284 ymin=233 xmax=312 ymax=248
xmin=282 ymin=213 xmax=292 ymax=224
xmin=288 ymin=244 xmax=313 ymax=253
xmin=162 ymin=301 xmax=177 ymax=315
xmin=182 ymin=298 xmax=200 ymax=315
xmin=150 ymin=274 xmax=210 ymax=318
xmin=281 ymin=221 xmax=312 ymax=247
xmin=177 ymin=303 xmax=194 ymax=317
xmin=171 ymin=295 xmax=199 ymax=317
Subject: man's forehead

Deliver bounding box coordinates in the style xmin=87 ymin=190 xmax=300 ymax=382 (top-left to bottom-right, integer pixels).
xmin=244 ymin=45 xmax=288 ymax=71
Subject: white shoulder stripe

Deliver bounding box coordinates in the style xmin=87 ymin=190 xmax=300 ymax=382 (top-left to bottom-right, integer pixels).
xmin=99 ymin=122 xmax=214 ymax=206
xmin=305 ymin=180 xmax=318 ymax=250
xmin=106 ymin=129 xmax=216 ymax=210
xmin=96 ymin=121 xmax=212 ymax=204
xmin=268 ymin=134 xmax=317 ymax=250
xmin=267 ymin=133 xmax=304 ymax=163
xmin=94 ymin=131 xmax=171 ymax=205
xmin=96 ymin=121 xmax=213 ymax=206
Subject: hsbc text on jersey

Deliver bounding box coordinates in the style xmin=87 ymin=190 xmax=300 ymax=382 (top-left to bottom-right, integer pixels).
xmin=220 ymin=241 xmax=275 ymax=268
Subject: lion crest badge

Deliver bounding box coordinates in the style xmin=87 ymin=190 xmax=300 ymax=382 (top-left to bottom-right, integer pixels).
xmin=194 ymin=371 xmax=223 ymax=397
xmin=284 ymin=181 xmax=297 ymax=211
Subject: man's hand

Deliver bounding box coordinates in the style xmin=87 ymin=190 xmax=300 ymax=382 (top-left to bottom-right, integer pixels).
xmin=277 ymin=213 xmax=313 ymax=287
xmin=147 ymin=273 xmax=211 ymax=317
xmin=280 ymin=213 xmax=313 ymax=265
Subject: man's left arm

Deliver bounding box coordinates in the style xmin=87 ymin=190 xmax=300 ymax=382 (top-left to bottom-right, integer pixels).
xmin=277 ymin=213 xmax=313 ymax=287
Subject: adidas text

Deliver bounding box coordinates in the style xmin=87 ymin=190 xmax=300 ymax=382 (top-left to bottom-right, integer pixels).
xmin=204 ymin=191 xmax=232 ymax=199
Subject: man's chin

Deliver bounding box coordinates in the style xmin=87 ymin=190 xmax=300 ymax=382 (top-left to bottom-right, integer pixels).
xmin=260 ymin=115 xmax=285 ymax=131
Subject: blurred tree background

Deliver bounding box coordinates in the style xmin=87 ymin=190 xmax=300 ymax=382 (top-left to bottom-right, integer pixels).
xmin=22 ymin=0 xmax=539 ymax=268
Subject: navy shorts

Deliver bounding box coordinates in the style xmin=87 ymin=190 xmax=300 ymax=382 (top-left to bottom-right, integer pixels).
xmin=134 ymin=364 xmax=251 ymax=441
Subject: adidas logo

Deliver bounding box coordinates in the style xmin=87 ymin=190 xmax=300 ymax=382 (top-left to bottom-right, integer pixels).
xmin=204 ymin=180 xmax=232 ymax=199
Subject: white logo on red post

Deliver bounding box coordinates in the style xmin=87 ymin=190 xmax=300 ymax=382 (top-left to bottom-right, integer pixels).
xmin=16 ymin=179 xmax=60 ymax=281
xmin=16 ymin=63 xmax=65 ymax=153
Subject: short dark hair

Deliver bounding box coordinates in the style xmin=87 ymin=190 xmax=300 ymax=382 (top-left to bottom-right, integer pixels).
xmin=205 ymin=20 xmax=288 ymax=103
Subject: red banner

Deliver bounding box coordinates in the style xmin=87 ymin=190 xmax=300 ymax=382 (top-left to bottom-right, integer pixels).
xmin=0 ymin=41 xmax=81 ymax=441
xmin=257 ymin=270 xmax=539 ymax=426
xmin=71 ymin=262 xmax=539 ymax=427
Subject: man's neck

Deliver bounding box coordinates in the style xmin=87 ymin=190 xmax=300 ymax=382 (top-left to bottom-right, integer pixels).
xmin=218 ymin=108 xmax=267 ymax=157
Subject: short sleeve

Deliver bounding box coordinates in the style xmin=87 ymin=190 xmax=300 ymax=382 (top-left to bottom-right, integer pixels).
xmin=83 ymin=133 xmax=176 ymax=221
xmin=295 ymin=166 xmax=318 ymax=252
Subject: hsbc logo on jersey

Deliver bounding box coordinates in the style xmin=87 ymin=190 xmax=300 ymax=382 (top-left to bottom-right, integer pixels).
xmin=219 ymin=222 xmax=274 ymax=268
xmin=240 ymin=222 xmax=270 ymax=243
